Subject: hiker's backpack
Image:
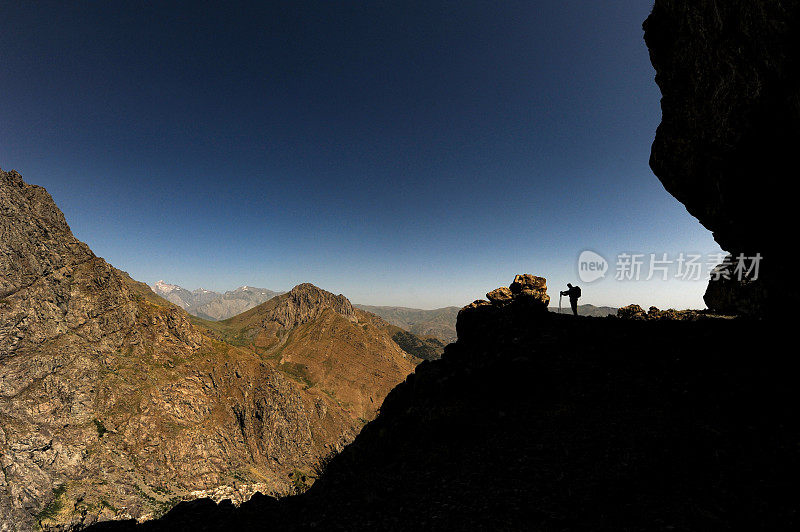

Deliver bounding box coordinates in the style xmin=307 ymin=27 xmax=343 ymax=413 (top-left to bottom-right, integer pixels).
xmin=574 ymin=286 xmax=581 ymax=298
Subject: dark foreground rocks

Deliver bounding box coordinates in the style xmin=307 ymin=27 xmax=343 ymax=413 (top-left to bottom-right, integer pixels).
xmin=644 ymin=0 xmax=800 ymax=317
xmin=615 ymin=304 xmax=728 ymax=321
xmin=91 ymin=277 xmax=796 ymax=531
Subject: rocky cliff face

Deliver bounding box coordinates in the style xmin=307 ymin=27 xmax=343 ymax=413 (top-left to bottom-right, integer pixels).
xmin=644 ymin=0 xmax=800 ymax=317
xmin=0 ymin=169 xmax=417 ymax=530
xmin=258 ymin=283 xmax=357 ymax=330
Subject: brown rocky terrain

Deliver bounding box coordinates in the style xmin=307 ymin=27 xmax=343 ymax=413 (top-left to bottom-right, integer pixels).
xmin=0 ymin=169 xmax=430 ymax=530
xmin=644 ymin=0 xmax=800 ymax=317
xmin=191 ymin=284 xmax=431 ymax=423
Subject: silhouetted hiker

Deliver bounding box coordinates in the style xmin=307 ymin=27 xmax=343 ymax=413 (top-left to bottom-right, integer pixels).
xmin=560 ymin=283 xmax=581 ymax=316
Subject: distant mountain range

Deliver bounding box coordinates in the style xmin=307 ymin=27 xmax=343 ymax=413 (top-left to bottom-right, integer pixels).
xmin=150 ymin=280 xmax=283 ymax=320
xmin=354 ymin=305 xmax=460 ymax=344
xmin=151 ymin=282 xmax=617 ymax=342
xmin=548 ymin=303 xmax=618 ymax=317
xmin=149 ymin=284 xmax=462 ymax=343
xmin=354 ymin=304 xmax=618 ymax=343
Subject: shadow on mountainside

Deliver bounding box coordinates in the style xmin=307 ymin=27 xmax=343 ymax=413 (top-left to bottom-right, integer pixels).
xmin=90 ymin=287 xmax=796 ymax=531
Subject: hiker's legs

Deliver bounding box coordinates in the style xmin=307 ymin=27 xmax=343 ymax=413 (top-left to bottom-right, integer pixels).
xmin=570 ymin=299 xmax=578 ymax=316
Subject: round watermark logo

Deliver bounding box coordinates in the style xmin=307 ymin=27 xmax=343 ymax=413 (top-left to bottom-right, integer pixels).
xmin=577 ymin=250 xmax=608 ymax=283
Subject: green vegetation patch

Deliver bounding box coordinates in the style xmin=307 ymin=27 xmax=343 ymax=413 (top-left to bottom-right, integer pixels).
xmin=231 ymin=469 xmax=252 ymax=483
xmin=278 ymin=362 xmax=314 ymax=388
xmin=36 ymin=484 xmax=67 ymax=523
xmin=93 ymin=418 xmax=108 ymax=438
xmin=100 ymin=499 xmax=119 ymax=513
xmin=289 ymin=469 xmax=313 ymax=494
xmin=391 ymin=330 xmax=443 ymax=361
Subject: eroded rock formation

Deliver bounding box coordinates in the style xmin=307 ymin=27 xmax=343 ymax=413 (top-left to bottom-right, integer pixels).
xmin=644 ymin=0 xmax=800 ymax=317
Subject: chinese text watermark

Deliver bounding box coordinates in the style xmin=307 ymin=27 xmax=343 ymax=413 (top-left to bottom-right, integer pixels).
xmin=577 ymin=251 xmax=761 ymax=283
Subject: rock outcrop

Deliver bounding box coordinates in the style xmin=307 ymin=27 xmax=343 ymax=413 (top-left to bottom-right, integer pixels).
xmin=0 ymin=170 xmax=94 ymax=300
xmin=616 ymin=304 xmax=711 ymax=321
xmin=644 ymin=0 xmax=800 ymax=317
xmin=701 ymin=254 xmax=768 ymax=316
xmin=456 ymin=274 xmax=550 ymax=343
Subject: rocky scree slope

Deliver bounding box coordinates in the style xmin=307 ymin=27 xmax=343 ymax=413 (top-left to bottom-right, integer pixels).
xmin=0 ymin=169 xmax=420 ymax=531
xmin=91 ymin=274 xmax=796 ymax=531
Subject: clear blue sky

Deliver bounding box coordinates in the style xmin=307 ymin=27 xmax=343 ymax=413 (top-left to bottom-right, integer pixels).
xmin=0 ymin=1 xmax=721 ymax=309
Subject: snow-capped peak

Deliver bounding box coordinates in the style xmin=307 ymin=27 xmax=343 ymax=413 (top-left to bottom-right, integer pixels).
xmin=152 ymin=280 xmax=181 ymax=293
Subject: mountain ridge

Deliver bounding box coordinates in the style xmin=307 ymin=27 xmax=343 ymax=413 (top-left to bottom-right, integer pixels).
xmin=152 ymin=283 xmax=618 ymax=344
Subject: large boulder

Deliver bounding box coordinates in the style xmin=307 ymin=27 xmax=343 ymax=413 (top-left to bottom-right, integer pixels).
xmin=644 ymin=0 xmax=800 ymax=318
xmin=509 ymin=274 xmax=547 ymax=294
xmin=486 ymin=287 xmax=514 ymax=305
xmin=703 ymin=255 xmax=768 ymax=315
xmin=617 ymin=304 xmax=646 ymax=320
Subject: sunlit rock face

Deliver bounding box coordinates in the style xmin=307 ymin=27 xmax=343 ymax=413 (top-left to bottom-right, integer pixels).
xmin=644 ymin=0 xmax=800 ymax=317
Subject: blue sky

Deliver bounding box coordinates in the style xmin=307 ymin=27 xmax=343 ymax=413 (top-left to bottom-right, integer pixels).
xmin=0 ymin=1 xmax=721 ymax=309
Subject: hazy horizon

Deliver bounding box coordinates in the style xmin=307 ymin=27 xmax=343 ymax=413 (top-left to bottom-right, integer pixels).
xmin=1 ymin=1 xmax=721 ymax=311
xmin=146 ymin=277 xmax=674 ymax=312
